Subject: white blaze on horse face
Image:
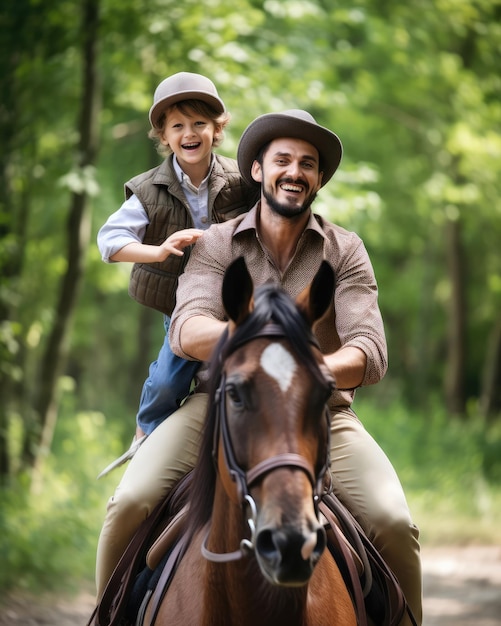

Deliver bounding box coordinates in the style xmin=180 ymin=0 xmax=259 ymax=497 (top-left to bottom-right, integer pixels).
xmin=260 ymin=343 xmax=297 ymax=393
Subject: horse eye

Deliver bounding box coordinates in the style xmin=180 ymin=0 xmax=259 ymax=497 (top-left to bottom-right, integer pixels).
xmin=226 ymin=383 xmax=244 ymax=408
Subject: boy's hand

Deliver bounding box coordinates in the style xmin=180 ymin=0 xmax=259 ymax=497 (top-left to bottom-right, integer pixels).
xmin=110 ymin=229 xmax=204 ymax=263
xmin=160 ymin=228 xmax=203 ymax=258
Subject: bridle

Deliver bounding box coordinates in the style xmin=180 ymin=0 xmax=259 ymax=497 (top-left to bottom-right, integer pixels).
xmin=202 ymin=323 xmax=332 ymax=563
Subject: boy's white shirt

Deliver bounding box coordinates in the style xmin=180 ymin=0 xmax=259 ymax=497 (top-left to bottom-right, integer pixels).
xmin=97 ymin=155 xmax=215 ymax=263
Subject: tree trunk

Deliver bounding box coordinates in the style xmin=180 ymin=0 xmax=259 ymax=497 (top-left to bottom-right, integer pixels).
xmin=27 ymin=0 xmax=101 ymax=489
xmin=443 ymin=217 xmax=467 ymax=417
xmin=0 ymin=0 xmax=32 ymax=482
xmin=479 ymin=313 xmax=501 ymax=420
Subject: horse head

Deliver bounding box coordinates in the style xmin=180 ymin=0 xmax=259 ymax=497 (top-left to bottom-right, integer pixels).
xmin=211 ymin=256 xmax=335 ymax=587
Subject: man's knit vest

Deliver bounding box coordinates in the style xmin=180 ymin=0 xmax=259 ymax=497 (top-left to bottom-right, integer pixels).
xmin=125 ymin=154 xmax=255 ymax=316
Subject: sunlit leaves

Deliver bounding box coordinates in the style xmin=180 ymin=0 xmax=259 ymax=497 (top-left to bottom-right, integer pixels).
xmin=58 ymin=165 xmax=100 ymax=197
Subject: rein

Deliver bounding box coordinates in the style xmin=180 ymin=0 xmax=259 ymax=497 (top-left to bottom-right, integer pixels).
xmin=202 ymin=323 xmax=331 ymax=564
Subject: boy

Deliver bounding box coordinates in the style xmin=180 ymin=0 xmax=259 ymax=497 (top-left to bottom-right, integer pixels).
xmin=97 ymin=72 xmax=254 ymax=444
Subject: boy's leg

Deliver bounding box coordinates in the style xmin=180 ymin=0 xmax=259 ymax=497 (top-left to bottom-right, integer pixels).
xmin=329 ymin=408 xmax=422 ymax=626
xmin=137 ymin=315 xmax=200 ymax=435
xmin=95 ymin=393 xmax=208 ymax=599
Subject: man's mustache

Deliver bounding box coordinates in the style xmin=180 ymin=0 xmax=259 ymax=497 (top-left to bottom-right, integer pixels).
xmin=278 ymin=177 xmax=309 ymax=190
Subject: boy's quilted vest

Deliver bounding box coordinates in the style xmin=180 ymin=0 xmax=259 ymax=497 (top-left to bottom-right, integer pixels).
xmin=125 ymin=155 xmax=256 ymax=316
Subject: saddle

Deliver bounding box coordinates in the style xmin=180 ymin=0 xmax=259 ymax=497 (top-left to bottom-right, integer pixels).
xmin=86 ymin=472 xmax=191 ymax=626
xmin=87 ymin=474 xmax=417 ymax=626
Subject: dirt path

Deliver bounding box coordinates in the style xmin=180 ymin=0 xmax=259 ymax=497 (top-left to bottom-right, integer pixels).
xmin=1 ymin=546 xmax=500 ymax=625
xmin=422 ymin=545 xmax=501 ymax=625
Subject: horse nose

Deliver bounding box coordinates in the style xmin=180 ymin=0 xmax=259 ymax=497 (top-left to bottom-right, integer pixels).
xmin=255 ymin=524 xmax=327 ymax=586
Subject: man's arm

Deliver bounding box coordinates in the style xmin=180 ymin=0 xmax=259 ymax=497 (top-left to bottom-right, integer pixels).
xmin=181 ymin=316 xmax=367 ymax=388
xmin=323 ymin=346 xmax=367 ymax=390
xmin=324 ymin=233 xmax=388 ymax=388
xmin=169 ymin=220 xmax=237 ymax=361
xmin=178 ymin=315 xmax=228 ymax=361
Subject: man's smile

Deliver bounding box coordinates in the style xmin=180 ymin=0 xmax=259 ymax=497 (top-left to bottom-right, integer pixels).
xmin=278 ymin=178 xmax=308 ymax=194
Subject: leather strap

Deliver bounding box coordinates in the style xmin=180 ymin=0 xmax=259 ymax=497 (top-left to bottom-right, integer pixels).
xmin=147 ymin=534 xmax=189 ymax=626
xmin=247 ymin=453 xmax=316 ymax=488
xmin=319 ymin=500 xmax=368 ymax=626
xmin=322 ymin=492 xmax=418 ymax=626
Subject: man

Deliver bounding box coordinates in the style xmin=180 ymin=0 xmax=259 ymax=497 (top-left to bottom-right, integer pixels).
xmin=169 ymin=109 xmax=422 ymax=624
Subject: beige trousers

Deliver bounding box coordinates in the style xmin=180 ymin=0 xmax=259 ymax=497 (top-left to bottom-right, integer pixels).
xmin=95 ymin=394 xmax=422 ymax=624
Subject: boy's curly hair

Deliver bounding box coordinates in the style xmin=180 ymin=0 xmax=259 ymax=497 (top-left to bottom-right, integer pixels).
xmin=148 ymin=99 xmax=231 ymax=157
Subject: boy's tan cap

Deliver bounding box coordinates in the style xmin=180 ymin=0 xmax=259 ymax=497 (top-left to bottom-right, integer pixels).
xmin=149 ymin=72 xmax=226 ymax=129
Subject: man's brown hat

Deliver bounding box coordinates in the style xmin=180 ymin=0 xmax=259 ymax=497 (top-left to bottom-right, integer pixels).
xmin=237 ymin=109 xmax=342 ymax=187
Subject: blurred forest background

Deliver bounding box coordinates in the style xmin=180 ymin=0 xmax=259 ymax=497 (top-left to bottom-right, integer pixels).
xmin=1 ymin=0 xmax=500 ymax=596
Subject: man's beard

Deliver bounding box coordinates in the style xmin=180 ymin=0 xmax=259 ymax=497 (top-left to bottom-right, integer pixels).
xmin=262 ymin=178 xmax=317 ymax=218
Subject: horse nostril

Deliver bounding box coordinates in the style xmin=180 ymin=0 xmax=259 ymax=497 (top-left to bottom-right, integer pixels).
xmin=256 ymin=528 xmax=281 ymax=561
xmin=300 ymin=526 xmax=326 ymax=561
xmin=256 ymin=526 xmax=326 ymax=563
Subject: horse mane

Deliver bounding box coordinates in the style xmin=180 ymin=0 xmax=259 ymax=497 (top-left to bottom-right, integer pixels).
xmin=185 ymin=282 xmax=329 ymax=540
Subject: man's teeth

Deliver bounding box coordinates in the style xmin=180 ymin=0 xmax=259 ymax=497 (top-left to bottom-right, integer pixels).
xmin=281 ymin=183 xmax=302 ymax=192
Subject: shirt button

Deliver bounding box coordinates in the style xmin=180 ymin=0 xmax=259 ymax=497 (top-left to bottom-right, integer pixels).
xmin=201 ymin=216 xmax=208 ymax=224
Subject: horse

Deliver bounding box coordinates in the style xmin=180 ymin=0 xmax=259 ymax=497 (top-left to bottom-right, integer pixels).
xmin=143 ymin=256 xmax=358 ymax=626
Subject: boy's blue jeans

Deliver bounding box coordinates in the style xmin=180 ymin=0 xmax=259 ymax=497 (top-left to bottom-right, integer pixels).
xmin=136 ymin=315 xmax=200 ymax=435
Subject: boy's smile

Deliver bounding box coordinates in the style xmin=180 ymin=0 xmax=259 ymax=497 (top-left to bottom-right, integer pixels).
xmin=160 ymin=109 xmax=219 ymax=181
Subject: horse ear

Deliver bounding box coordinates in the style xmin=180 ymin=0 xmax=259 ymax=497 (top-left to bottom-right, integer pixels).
xmin=296 ymin=261 xmax=335 ymax=326
xmin=222 ymin=256 xmax=254 ymax=326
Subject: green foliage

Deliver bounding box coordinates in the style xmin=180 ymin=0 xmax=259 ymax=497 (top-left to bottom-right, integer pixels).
xmin=355 ymin=393 xmax=501 ymax=544
xmin=0 ymin=409 xmax=125 ymax=593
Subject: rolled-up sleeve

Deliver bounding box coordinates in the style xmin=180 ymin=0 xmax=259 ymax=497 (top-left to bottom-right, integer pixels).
xmin=330 ymin=236 xmax=387 ymax=387
xmin=97 ymin=194 xmax=149 ymax=263
xmin=169 ymin=226 xmax=232 ymax=359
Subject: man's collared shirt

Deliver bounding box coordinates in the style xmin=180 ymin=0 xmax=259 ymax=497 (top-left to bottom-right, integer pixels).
xmin=170 ymin=204 xmax=388 ymax=409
